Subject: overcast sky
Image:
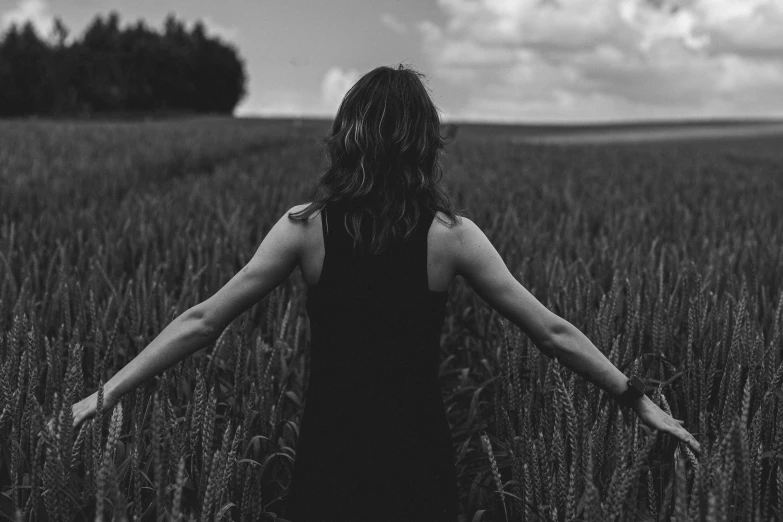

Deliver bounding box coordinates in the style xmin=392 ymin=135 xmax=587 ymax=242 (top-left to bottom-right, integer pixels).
xmin=1 ymin=0 xmax=782 ymax=122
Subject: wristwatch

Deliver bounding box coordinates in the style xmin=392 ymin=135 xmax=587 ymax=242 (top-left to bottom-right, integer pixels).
xmin=615 ymin=376 xmax=646 ymax=408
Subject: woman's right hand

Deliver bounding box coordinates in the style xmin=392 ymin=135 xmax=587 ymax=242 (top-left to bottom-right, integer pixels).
xmin=44 ymin=388 xmax=116 ymax=436
xmin=71 ymin=388 xmax=117 ymax=429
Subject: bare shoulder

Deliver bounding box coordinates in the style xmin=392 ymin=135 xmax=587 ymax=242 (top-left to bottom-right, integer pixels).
xmin=287 ymin=201 xmax=322 ymax=220
xmin=285 ymin=202 xmax=324 ymax=235
xmin=285 ymin=202 xmax=323 ymax=256
xmin=430 ymin=211 xmax=476 ymax=252
xmin=430 ymin=212 xmax=503 ymax=282
xmin=428 ymin=211 xmax=474 ymax=275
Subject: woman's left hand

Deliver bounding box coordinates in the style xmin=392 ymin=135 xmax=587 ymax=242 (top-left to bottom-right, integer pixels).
xmin=632 ymin=394 xmax=701 ymax=455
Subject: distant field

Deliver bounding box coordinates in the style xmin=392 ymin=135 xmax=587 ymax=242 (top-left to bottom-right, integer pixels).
xmin=1 ymin=117 xmax=782 ymax=521
xmin=516 ymin=122 xmax=783 ymax=145
xmin=244 ymin=116 xmax=783 ymax=144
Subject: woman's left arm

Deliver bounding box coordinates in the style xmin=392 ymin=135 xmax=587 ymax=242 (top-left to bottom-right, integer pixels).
xmin=70 ymin=206 xmax=306 ymax=428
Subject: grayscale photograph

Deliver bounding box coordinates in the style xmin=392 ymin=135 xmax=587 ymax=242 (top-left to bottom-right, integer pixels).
xmin=0 ymin=0 xmax=781 ymax=521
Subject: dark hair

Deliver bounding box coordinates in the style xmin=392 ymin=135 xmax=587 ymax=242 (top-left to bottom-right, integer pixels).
xmin=288 ymin=63 xmax=460 ymax=255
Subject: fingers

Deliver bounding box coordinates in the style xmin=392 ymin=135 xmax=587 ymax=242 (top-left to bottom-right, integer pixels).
xmin=46 ymin=398 xmax=98 ymax=432
xmin=657 ymin=415 xmax=698 ymax=453
xmin=73 ymin=407 xmax=90 ymax=428
xmin=668 ymin=418 xmax=700 ymax=453
xmin=674 ymin=427 xmax=700 ymax=454
xmin=72 ymin=404 xmax=84 ymax=428
xmin=685 ymin=437 xmax=701 ymax=454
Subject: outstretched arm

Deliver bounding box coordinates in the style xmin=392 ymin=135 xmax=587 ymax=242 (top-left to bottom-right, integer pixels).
xmin=70 ymin=205 xmax=306 ymax=428
xmin=449 ymin=216 xmax=701 ymax=454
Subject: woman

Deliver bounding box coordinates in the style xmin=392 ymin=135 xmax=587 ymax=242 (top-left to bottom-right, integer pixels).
xmin=71 ymin=64 xmax=700 ymax=521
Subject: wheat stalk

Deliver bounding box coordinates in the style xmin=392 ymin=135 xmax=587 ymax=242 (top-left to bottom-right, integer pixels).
xmin=481 ymin=431 xmax=508 ymax=522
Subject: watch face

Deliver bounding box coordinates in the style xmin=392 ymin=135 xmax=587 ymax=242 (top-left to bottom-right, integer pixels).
xmin=629 ymin=376 xmax=645 ymax=394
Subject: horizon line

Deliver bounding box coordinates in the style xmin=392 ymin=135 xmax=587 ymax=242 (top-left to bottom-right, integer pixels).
xmin=236 ymin=114 xmax=783 ymax=127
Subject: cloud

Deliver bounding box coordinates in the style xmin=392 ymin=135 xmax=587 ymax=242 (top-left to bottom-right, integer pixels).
xmin=321 ymin=66 xmax=362 ymax=114
xmin=1 ymin=0 xmax=54 ymax=37
xmin=693 ymin=0 xmax=783 ymax=54
xmin=380 ymin=12 xmax=407 ymax=34
xmin=197 ymin=16 xmax=240 ymax=43
xmin=420 ymin=0 xmax=783 ymax=120
xmin=235 ymin=88 xmax=306 ymax=117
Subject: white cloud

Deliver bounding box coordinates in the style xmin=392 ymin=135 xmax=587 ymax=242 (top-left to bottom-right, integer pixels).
xmin=619 ymin=0 xmax=709 ymax=51
xmin=1 ymin=0 xmax=54 ymax=37
xmin=321 ymin=66 xmax=362 ymax=114
xmin=198 ymin=16 xmax=240 ymax=43
xmin=421 ymin=0 xmax=783 ymax=120
xmin=380 ymin=12 xmax=406 ymax=34
xmin=418 ymin=20 xmax=443 ymax=43
xmin=235 ymin=88 xmax=306 ymax=117
xmin=695 ymin=0 xmax=783 ymax=55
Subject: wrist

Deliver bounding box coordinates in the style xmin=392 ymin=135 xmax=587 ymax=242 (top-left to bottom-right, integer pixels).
xmin=630 ymin=393 xmax=653 ymax=412
xmin=614 ymin=375 xmax=646 ymax=408
xmin=103 ymin=379 xmax=120 ymax=406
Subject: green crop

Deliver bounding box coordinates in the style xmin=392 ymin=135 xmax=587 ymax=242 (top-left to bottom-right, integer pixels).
xmin=1 ymin=118 xmax=781 ymax=521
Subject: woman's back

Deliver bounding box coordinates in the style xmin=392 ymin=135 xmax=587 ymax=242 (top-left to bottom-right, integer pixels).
xmin=284 ymin=199 xmax=459 ymax=522
xmin=297 ymin=202 xmax=457 ymax=294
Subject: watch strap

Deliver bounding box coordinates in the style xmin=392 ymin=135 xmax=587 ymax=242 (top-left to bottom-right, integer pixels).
xmin=616 ymin=376 xmax=646 ymax=408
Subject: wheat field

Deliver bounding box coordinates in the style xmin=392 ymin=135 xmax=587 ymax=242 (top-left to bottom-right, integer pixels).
xmin=0 ymin=118 xmax=781 ymax=521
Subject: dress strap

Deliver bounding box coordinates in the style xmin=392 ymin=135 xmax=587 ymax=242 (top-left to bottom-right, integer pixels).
xmin=321 ymin=202 xmax=329 ymax=241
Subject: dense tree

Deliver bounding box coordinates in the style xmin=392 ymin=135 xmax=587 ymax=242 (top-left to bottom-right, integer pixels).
xmin=0 ymin=11 xmax=247 ymax=117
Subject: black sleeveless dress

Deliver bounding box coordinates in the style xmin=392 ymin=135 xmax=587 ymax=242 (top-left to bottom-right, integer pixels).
xmin=284 ymin=200 xmax=458 ymax=521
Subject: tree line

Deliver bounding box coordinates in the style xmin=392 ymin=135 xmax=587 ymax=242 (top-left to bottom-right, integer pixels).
xmin=0 ymin=12 xmax=247 ymax=117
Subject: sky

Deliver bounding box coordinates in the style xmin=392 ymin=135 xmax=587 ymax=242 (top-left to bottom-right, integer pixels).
xmin=1 ymin=0 xmax=782 ymax=123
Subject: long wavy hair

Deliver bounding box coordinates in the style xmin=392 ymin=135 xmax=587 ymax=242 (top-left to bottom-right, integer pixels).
xmin=288 ymin=64 xmax=460 ymax=256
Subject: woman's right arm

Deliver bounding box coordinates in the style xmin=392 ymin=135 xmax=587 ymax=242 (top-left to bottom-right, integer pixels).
xmin=449 ymin=216 xmax=701 ymax=453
